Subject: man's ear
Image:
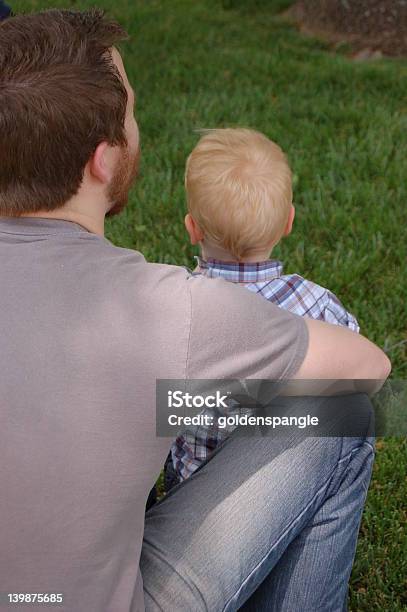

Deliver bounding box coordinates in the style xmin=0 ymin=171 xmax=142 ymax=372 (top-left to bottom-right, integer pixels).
xmin=88 ymin=142 xmax=117 ymax=184
xmin=185 ymin=213 xmax=204 ymax=245
xmin=283 ymin=205 xmax=295 ymax=237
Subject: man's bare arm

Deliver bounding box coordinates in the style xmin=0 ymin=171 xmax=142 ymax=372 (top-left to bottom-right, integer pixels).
xmin=295 ymin=318 xmax=391 ymax=394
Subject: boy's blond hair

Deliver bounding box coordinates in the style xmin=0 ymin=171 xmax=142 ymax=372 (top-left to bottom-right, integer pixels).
xmin=185 ymin=128 xmax=293 ymax=260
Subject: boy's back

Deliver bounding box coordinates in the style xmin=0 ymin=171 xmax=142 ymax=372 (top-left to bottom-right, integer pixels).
xmin=170 ymin=256 xmax=359 ymax=483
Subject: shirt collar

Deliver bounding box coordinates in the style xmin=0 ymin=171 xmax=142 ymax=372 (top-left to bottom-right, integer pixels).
xmin=195 ymin=256 xmax=284 ymax=283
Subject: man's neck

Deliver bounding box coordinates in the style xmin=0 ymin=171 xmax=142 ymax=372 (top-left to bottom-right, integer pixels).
xmin=22 ymin=207 xmax=105 ymax=236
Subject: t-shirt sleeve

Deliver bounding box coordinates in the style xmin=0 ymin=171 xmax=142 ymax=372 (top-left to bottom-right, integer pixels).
xmin=185 ymin=274 xmax=309 ymax=380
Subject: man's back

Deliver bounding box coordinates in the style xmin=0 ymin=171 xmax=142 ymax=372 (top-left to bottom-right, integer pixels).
xmin=0 ymin=217 xmax=192 ymax=610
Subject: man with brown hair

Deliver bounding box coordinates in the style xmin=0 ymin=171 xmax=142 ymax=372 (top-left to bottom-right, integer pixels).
xmin=0 ymin=9 xmax=390 ymax=612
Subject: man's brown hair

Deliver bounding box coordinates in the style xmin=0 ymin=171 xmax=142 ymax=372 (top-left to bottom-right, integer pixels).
xmin=0 ymin=9 xmax=129 ymax=215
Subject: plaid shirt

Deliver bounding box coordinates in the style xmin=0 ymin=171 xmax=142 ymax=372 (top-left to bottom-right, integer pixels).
xmin=170 ymin=257 xmax=359 ymax=481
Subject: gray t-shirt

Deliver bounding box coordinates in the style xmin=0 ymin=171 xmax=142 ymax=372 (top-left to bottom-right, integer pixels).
xmin=0 ymin=217 xmax=308 ymax=611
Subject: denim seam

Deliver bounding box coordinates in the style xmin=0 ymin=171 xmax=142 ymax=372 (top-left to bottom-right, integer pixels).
xmin=223 ymin=441 xmax=373 ymax=612
xmin=142 ymin=539 xmax=209 ymax=612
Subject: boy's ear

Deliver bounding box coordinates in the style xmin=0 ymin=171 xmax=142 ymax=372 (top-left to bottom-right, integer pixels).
xmin=283 ymin=205 xmax=295 ymax=237
xmin=185 ymin=213 xmax=204 ymax=245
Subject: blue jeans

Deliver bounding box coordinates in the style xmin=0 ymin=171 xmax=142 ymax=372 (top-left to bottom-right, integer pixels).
xmin=140 ymin=395 xmax=375 ymax=611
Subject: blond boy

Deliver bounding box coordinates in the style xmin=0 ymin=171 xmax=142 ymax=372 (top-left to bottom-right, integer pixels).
xmin=166 ymin=128 xmax=359 ymax=489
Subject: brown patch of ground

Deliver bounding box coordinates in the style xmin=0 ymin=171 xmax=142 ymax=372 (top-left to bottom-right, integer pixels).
xmin=287 ymin=0 xmax=407 ymax=58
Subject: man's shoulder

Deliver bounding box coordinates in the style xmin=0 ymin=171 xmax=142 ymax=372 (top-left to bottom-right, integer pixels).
xmin=86 ymin=237 xmax=193 ymax=285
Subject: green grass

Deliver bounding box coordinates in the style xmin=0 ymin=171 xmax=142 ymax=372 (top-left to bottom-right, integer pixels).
xmin=13 ymin=0 xmax=407 ymax=608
